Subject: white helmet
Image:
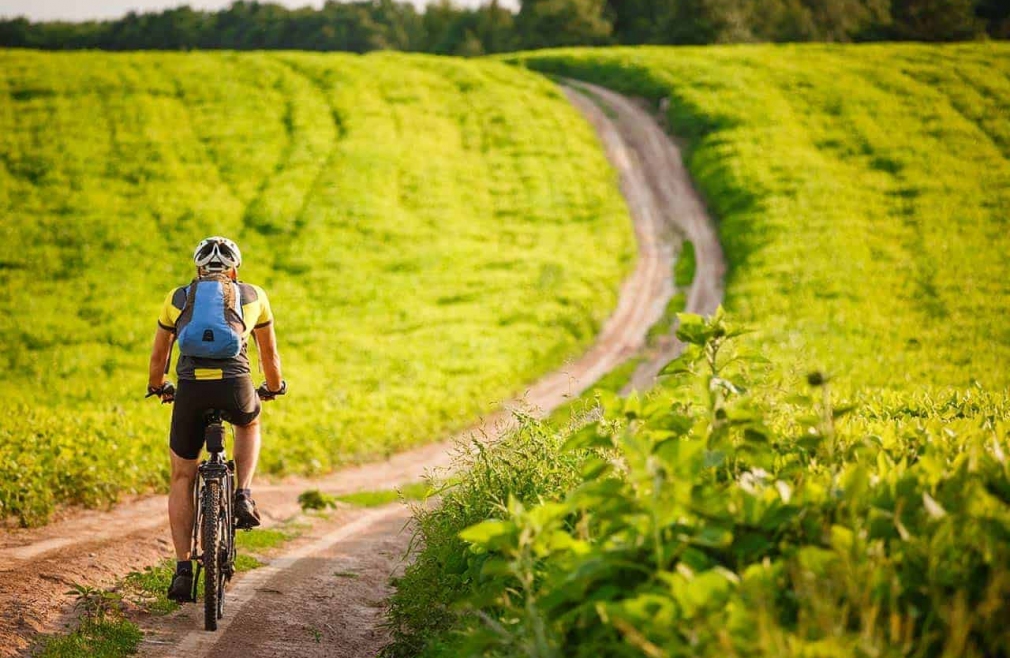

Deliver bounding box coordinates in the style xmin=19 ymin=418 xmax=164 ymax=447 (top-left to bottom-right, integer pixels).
xmin=194 ymin=236 xmax=242 ymax=272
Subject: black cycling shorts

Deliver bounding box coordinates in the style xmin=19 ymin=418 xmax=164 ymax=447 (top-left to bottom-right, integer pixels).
xmin=170 ymin=377 xmax=260 ymax=460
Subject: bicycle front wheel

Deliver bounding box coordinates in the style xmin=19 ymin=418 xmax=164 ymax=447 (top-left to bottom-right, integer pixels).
xmin=201 ymin=479 xmax=222 ymax=631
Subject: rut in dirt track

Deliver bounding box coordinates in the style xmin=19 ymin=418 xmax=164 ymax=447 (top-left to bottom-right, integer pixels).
xmin=0 ymin=82 xmax=724 ymax=657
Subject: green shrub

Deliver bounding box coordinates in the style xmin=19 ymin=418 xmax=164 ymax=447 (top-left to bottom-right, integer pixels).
xmin=389 ymin=312 xmax=1010 ymax=657
xmin=298 ymin=489 xmax=338 ymax=511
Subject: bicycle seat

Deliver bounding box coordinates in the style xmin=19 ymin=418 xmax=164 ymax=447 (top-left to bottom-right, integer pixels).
xmin=203 ymin=411 xmax=227 ymax=454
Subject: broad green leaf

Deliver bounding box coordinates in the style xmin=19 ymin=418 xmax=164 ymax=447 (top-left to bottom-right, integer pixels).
xmin=562 ymin=424 xmax=613 ymax=452
xmin=459 ymin=519 xmax=515 ymax=548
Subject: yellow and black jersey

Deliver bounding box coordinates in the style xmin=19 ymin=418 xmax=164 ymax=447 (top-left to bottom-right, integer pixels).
xmin=158 ymin=281 xmax=274 ymax=381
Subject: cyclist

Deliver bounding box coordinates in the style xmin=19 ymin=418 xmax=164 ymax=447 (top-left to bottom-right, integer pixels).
xmin=147 ymin=236 xmax=286 ymax=602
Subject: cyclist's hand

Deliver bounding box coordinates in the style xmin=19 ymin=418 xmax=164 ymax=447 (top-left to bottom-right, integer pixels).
xmin=257 ymin=380 xmax=287 ymax=401
xmin=146 ymin=382 xmax=175 ymax=404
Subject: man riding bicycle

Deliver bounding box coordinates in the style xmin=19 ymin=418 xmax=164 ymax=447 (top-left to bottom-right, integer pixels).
xmin=147 ymin=236 xmax=286 ymax=602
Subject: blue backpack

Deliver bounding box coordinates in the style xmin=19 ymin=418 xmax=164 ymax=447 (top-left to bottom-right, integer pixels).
xmin=175 ymin=274 xmax=246 ymax=359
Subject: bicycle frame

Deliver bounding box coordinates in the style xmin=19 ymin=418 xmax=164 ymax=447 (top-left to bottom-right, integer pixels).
xmin=190 ymin=410 xmax=237 ymax=623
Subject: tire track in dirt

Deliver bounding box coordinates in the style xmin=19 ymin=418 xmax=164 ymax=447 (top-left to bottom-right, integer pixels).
xmin=0 ymin=83 xmax=724 ymax=656
xmin=563 ymin=81 xmax=725 ymax=392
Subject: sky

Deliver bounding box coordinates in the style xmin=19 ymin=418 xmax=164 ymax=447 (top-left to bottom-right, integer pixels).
xmin=0 ymin=0 xmax=517 ymax=22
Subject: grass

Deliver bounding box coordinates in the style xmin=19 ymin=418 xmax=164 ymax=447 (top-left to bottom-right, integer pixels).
xmin=334 ymin=481 xmax=432 ymax=507
xmin=383 ymin=43 xmax=1010 ymax=658
xmin=41 ymin=516 xmax=307 ymax=657
xmin=386 ymin=315 xmax=1010 ymax=658
xmin=235 ymin=526 xmax=292 ymax=551
xmin=0 ymin=50 xmax=634 ymax=526
xmin=38 ymin=618 xmax=142 ymax=658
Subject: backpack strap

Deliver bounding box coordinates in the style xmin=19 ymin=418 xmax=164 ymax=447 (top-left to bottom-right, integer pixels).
xmin=181 ymin=279 xmax=198 ymax=315
xmin=233 ymin=281 xmax=246 ymax=328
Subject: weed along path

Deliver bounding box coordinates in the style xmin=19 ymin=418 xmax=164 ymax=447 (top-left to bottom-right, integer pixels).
xmin=0 ymin=84 xmax=724 ymax=656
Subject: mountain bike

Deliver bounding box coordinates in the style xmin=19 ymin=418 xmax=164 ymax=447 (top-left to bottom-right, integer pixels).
xmin=190 ymin=409 xmax=236 ymax=631
xmin=148 ymin=380 xmax=285 ymax=631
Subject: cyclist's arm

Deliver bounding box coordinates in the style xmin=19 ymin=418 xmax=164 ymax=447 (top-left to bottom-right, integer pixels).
xmin=253 ymin=323 xmax=283 ymax=392
xmin=148 ymin=326 xmax=174 ymax=390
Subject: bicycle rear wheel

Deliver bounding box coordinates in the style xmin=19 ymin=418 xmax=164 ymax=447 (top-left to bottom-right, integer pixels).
xmin=201 ymin=479 xmax=222 ymax=631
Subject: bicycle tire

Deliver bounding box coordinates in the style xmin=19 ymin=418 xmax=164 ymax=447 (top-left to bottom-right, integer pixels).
xmin=202 ymin=479 xmax=222 ymax=631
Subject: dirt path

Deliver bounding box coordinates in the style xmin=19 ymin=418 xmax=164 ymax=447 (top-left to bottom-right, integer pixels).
xmin=562 ymin=82 xmax=725 ymax=392
xmin=142 ymin=505 xmax=414 ymax=658
xmin=0 ymin=84 xmax=725 ymax=657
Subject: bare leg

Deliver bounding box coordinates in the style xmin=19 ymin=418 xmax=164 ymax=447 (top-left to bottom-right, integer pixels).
xmin=234 ymin=417 xmax=261 ymax=490
xmin=168 ymin=450 xmax=199 ymax=561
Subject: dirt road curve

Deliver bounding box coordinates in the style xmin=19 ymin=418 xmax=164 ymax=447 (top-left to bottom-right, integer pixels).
xmin=0 ymin=84 xmax=724 ymax=657
xmin=562 ymin=82 xmax=725 ymax=392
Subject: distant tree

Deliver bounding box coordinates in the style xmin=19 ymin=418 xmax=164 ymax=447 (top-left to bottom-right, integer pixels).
xmin=607 ymin=0 xmax=677 ymax=43
xmin=420 ymin=0 xmax=467 ymax=53
xmin=975 ymin=0 xmax=1010 ymax=37
xmin=0 ymin=18 xmax=31 ymax=47
xmin=517 ymin=0 xmax=613 ymax=48
xmin=0 ymin=0 xmax=994 ymax=52
xmin=475 ymin=0 xmax=518 ymax=53
xmin=891 ymin=0 xmax=986 ymax=39
xmin=657 ymin=0 xmax=755 ymax=44
xmin=456 ymin=29 xmax=486 ymax=55
xmin=763 ymin=0 xmax=891 ymax=40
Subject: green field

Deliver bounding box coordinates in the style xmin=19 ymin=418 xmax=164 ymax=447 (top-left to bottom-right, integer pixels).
xmin=0 ymin=50 xmax=634 ymax=525
xmin=512 ymin=43 xmax=1010 ymax=392
xmin=385 ymin=44 xmax=1010 ymax=658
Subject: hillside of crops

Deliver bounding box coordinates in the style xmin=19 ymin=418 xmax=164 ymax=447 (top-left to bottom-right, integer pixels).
xmin=384 ymin=44 xmax=1010 ymax=658
xmin=511 ymin=43 xmax=1010 ymax=393
xmin=0 ymin=50 xmax=635 ymax=526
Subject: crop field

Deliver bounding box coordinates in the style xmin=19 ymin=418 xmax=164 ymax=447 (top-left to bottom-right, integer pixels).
xmin=0 ymin=51 xmax=634 ymax=525
xmin=386 ymin=44 xmax=1010 ymax=657
xmin=510 ymin=43 xmax=1010 ymax=393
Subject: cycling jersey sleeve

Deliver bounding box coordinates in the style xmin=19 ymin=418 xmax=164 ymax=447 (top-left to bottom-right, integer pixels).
xmin=253 ymin=285 xmax=274 ymax=329
xmin=158 ymin=288 xmax=184 ymax=331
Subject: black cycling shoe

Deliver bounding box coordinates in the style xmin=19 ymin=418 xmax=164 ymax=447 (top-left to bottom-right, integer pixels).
xmin=235 ymin=494 xmax=262 ymax=529
xmin=167 ymin=571 xmax=195 ymax=603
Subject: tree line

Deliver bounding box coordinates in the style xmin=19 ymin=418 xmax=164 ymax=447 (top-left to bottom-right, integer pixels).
xmin=1 ymin=0 xmax=1006 ymax=55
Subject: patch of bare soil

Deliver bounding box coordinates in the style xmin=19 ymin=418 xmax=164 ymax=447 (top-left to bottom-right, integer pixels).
xmin=140 ymin=505 xmax=413 ymax=658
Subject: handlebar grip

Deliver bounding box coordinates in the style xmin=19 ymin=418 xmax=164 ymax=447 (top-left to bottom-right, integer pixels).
xmin=147 ymin=382 xmax=176 ymax=400
xmin=257 ymin=380 xmax=286 ymax=400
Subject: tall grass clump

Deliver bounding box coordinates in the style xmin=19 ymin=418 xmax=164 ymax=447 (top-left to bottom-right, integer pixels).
xmin=385 ymin=312 xmax=1010 ymax=657
xmin=387 ymin=415 xmax=587 ymax=657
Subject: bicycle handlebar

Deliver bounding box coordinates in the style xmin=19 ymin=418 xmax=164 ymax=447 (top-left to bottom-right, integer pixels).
xmin=146 ymin=382 xmax=176 ymax=404
xmin=146 ymin=380 xmax=287 ymax=403
xmin=257 ymin=380 xmax=288 ymax=401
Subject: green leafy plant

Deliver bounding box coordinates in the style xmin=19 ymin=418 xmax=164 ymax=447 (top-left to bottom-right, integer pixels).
xmin=298 ymin=488 xmax=338 ymax=511
xmin=387 ymin=313 xmax=1010 ymax=657
xmin=123 ymin=564 xmax=179 ymax=615
xmin=65 ymin=583 xmax=123 ymax=623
